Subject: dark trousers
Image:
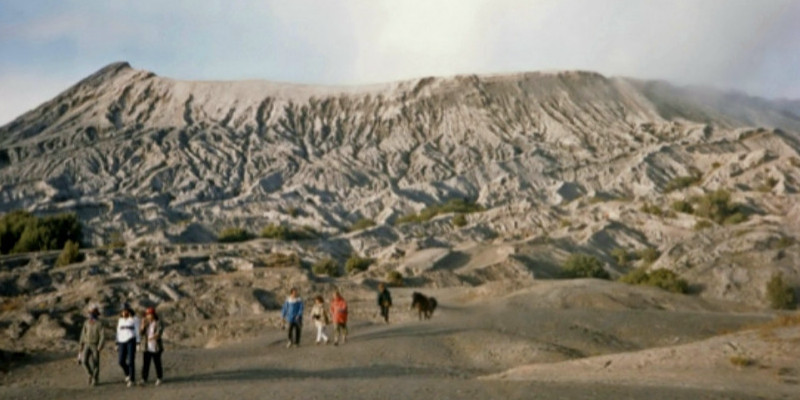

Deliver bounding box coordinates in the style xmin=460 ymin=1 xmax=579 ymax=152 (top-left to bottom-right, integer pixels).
xmin=117 ymin=340 xmax=136 ymax=381
xmin=142 ymin=351 xmax=163 ymax=381
xmin=288 ymin=322 xmax=301 ymax=345
xmin=380 ymin=306 xmax=390 ymax=323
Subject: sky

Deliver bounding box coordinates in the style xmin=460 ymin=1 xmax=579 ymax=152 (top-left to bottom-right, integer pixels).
xmin=1 ymin=0 xmax=799 ymax=125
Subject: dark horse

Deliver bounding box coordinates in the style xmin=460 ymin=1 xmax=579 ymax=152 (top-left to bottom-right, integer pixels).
xmin=411 ymin=292 xmax=437 ymax=320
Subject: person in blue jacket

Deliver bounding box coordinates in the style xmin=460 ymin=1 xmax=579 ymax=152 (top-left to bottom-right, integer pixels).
xmin=281 ymin=287 xmax=304 ymax=348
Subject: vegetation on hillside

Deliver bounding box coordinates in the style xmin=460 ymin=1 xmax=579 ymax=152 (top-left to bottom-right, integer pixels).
xmin=562 ymin=254 xmax=610 ymax=279
xmin=0 ymin=210 xmax=82 ymax=254
xmin=396 ymin=198 xmax=484 ymax=225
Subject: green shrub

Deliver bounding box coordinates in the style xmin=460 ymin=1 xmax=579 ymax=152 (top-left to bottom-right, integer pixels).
xmin=56 ymin=240 xmax=81 ymax=267
xmin=386 ymin=270 xmax=404 ymax=286
xmin=562 ymin=254 xmax=610 ymax=280
xmin=774 ymin=236 xmax=795 ymax=250
xmin=259 ymin=252 xmax=301 ymax=268
xmin=664 ymin=175 xmax=700 ymax=193
xmin=287 ymin=207 xmax=300 ymax=218
xmin=637 ymin=247 xmax=661 ymax=264
xmin=218 ymin=227 xmax=253 ymax=243
xmin=260 ymin=224 xmax=316 ymax=240
xmin=7 ymin=213 xmax=82 ymax=254
xmin=757 ymin=177 xmax=779 ymax=193
xmin=396 ymin=198 xmax=484 ymax=225
xmin=729 ymin=356 xmax=755 ymax=367
xmin=640 ymin=203 xmax=663 ymax=217
xmin=312 ymin=257 xmax=340 ymax=277
xmin=452 ymin=213 xmax=468 ymax=227
xmin=0 ymin=210 xmax=35 ymax=254
xmin=694 ymin=219 xmax=713 ymax=231
xmin=766 ymin=273 xmax=797 ymax=310
xmin=723 ymin=212 xmax=747 ymax=225
xmin=694 ymin=189 xmax=745 ymax=224
xmin=671 ymin=200 xmax=694 ymax=214
xmin=107 ymin=232 xmax=126 ymax=248
xmin=349 ymin=218 xmax=376 ymax=232
xmin=345 ymin=255 xmax=374 ymax=275
xmin=619 ymin=267 xmax=649 ymax=285
xmin=611 ymin=247 xmax=631 ymax=267
xmin=620 ymin=268 xmax=689 ymax=294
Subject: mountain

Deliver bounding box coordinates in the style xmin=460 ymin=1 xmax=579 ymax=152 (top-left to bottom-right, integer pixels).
xmin=0 ymin=62 xmax=799 ymax=308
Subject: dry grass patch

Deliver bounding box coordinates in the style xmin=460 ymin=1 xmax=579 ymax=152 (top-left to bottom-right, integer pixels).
xmin=729 ymin=356 xmax=756 ymax=368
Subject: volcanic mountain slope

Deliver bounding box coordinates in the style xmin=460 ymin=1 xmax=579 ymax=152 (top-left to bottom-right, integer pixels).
xmin=0 ymin=62 xmax=799 ymax=309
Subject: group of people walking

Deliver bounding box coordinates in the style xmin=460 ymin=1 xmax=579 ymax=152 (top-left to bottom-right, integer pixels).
xmin=281 ymin=283 xmax=393 ymax=348
xmin=77 ymin=303 xmax=164 ymax=387
xmin=75 ymin=283 xmax=394 ymax=387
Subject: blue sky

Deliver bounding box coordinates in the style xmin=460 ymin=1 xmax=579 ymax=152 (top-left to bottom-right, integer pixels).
xmin=1 ymin=0 xmax=799 ymax=125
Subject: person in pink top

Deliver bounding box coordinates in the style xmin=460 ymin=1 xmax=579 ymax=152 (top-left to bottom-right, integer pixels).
xmin=329 ymin=291 xmax=348 ymax=346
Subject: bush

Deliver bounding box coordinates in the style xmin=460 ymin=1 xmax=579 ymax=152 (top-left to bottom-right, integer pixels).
xmin=562 ymin=254 xmax=610 ymax=280
xmin=0 ymin=210 xmax=35 ymax=254
xmin=107 ymin=232 xmax=126 ymax=248
xmin=312 ymin=257 xmax=340 ymax=277
xmin=611 ymin=247 xmax=631 ymax=267
xmin=723 ymin=212 xmax=747 ymax=225
xmin=218 ymin=227 xmax=253 ymax=243
xmin=56 ymin=240 xmax=81 ymax=267
xmin=664 ymin=175 xmax=700 ymax=193
xmin=729 ymin=356 xmax=755 ymax=367
xmin=757 ymin=177 xmax=779 ymax=193
xmin=260 ymin=224 xmax=316 ymax=240
xmin=640 ymin=203 xmax=663 ymax=217
xmin=694 ymin=219 xmax=713 ymax=231
xmin=259 ymin=252 xmax=301 ymax=268
xmin=766 ymin=273 xmax=797 ymax=310
xmin=620 ymin=268 xmax=689 ymax=294
xmin=671 ymin=200 xmax=694 ymax=214
xmin=396 ymin=198 xmax=484 ymax=225
xmin=694 ymin=189 xmax=746 ymax=224
xmin=7 ymin=213 xmax=82 ymax=254
xmin=452 ymin=213 xmax=468 ymax=227
xmin=349 ymin=218 xmax=376 ymax=232
xmin=287 ymin=207 xmax=300 ymax=218
xmin=386 ymin=270 xmax=404 ymax=286
xmin=637 ymin=247 xmax=661 ymax=264
xmin=345 ymin=255 xmax=374 ymax=275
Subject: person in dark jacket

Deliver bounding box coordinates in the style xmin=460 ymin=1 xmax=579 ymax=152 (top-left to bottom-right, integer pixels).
xmin=377 ymin=283 xmax=393 ymax=324
xmin=281 ymin=288 xmax=304 ymax=348
xmin=140 ymin=307 xmax=165 ymax=386
xmin=78 ymin=306 xmax=105 ymax=386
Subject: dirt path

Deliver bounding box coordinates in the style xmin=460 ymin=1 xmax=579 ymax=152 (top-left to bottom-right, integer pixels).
xmin=1 ymin=282 xmax=790 ymax=400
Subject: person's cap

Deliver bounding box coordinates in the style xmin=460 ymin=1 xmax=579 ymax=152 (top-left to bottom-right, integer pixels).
xmin=146 ymin=307 xmax=156 ymax=315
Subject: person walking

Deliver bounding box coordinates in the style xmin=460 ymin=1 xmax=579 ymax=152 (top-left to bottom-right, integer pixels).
xmin=330 ymin=291 xmax=348 ymax=346
xmin=377 ymin=283 xmax=393 ymax=324
xmin=116 ymin=303 xmax=140 ymax=387
xmin=78 ymin=306 xmax=105 ymax=387
xmin=281 ymin=288 xmax=304 ymax=348
xmin=140 ymin=307 xmax=164 ymax=386
xmin=310 ymin=295 xmax=330 ymax=345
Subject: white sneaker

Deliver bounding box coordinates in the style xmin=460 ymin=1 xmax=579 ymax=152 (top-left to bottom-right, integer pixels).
xmin=155 ymin=379 xmax=161 ymax=386
xmin=127 ymin=381 xmax=133 ymax=388
xmin=286 ymin=341 xmax=293 ymax=348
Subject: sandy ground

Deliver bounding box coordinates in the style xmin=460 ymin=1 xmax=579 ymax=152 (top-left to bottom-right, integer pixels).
xmin=2 ymin=281 xmax=796 ymax=400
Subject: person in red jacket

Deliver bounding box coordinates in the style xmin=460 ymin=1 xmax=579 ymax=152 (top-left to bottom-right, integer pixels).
xmin=329 ymin=291 xmax=348 ymax=346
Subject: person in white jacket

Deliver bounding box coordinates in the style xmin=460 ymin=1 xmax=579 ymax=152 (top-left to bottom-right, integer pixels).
xmin=116 ymin=303 xmax=140 ymax=387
